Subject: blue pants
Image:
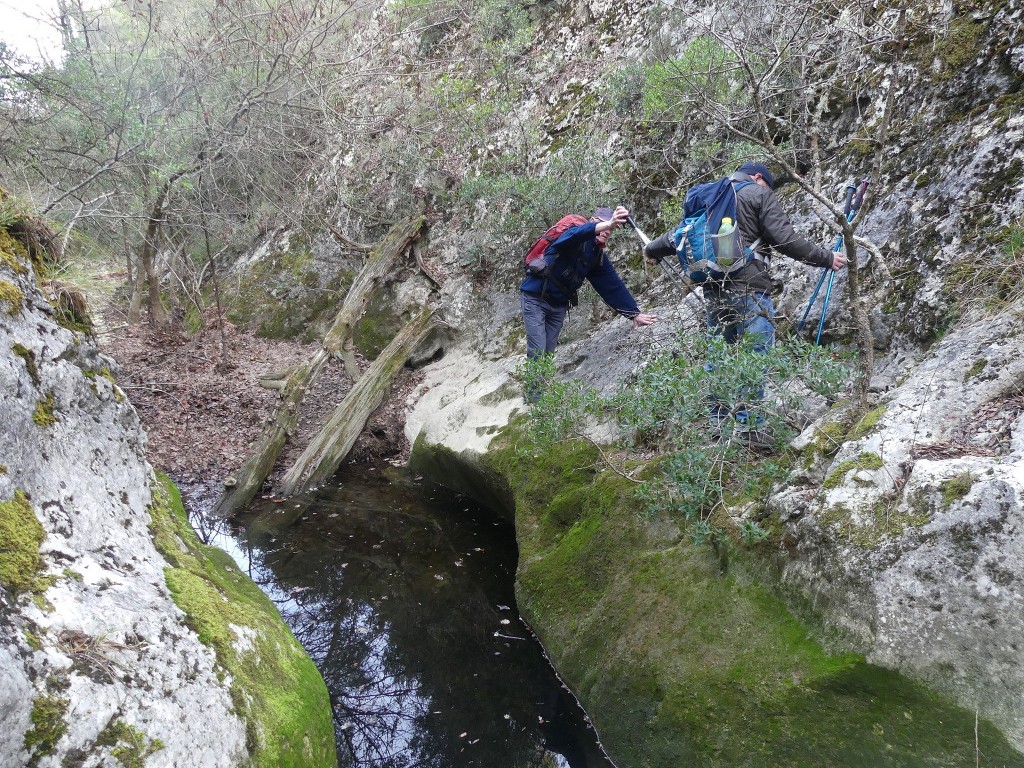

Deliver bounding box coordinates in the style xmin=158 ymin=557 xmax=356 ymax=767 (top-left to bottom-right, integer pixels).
xmin=521 ymin=292 xmax=568 ymax=359
xmin=706 ymin=289 xmax=775 ymax=427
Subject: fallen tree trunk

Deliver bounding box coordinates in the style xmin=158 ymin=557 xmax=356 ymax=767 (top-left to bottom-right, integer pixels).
xmin=278 ymin=307 xmax=435 ymax=497
xmin=209 ymin=213 xmax=425 ymax=519
xmin=324 ymin=214 xmax=425 ymax=381
xmin=210 ymin=349 xmax=330 ymax=519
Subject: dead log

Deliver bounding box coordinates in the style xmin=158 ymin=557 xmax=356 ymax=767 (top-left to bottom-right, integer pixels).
xmin=209 ymin=213 xmax=425 ymax=519
xmin=278 ymin=307 xmax=435 ymax=496
xmin=210 ymin=349 xmax=330 ymax=519
xmin=324 ymin=214 xmax=425 ymax=381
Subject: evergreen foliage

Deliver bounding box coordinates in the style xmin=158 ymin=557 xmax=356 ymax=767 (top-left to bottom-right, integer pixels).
xmin=518 ymin=332 xmax=849 ymax=545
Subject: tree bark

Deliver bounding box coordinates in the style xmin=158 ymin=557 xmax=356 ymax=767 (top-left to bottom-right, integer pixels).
xmin=323 ymin=213 xmax=425 ymax=381
xmin=278 ymin=307 xmax=435 ymax=497
xmin=842 ymin=217 xmax=873 ymax=407
xmin=127 ymin=255 xmax=146 ymax=323
xmin=209 ymin=213 xmax=426 ymax=518
xmin=209 ymin=349 xmax=331 ymax=519
xmin=139 ymin=174 xmax=187 ymax=328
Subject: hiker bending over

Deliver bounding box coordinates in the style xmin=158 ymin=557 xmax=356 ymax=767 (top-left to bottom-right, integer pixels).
xmin=644 ymin=162 xmax=847 ymax=449
xmin=520 ymin=205 xmax=657 ymax=367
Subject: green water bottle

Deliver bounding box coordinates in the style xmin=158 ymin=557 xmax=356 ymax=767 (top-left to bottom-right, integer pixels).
xmin=716 ymin=216 xmax=738 ymax=267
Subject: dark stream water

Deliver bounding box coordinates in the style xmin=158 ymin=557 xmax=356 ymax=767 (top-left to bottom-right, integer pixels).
xmin=219 ymin=464 xmax=615 ymax=768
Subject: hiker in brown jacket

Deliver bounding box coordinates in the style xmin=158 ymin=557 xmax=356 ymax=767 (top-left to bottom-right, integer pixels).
xmin=645 ymin=162 xmax=846 ymax=449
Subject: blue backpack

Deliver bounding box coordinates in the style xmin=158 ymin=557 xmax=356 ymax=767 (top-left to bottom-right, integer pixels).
xmin=672 ymin=178 xmax=761 ymax=283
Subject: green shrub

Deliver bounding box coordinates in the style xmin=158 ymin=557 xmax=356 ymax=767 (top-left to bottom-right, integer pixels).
xmin=517 ymin=332 xmax=850 ymax=545
xmin=457 ymin=140 xmax=616 ymax=269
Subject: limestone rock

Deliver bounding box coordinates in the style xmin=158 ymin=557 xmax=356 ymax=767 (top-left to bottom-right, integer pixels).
xmin=0 ymin=250 xmax=249 ymax=766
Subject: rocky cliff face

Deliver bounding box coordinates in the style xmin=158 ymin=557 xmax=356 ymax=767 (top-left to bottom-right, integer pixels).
xmin=389 ymin=0 xmax=1024 ymax=758
xmin=208 ymin=0 xmax=1024 ymax=761
xmin=0 ymin=231 xmax=334 ymax=766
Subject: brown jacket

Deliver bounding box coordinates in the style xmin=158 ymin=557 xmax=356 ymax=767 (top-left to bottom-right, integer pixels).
xmin=645 ymin=172 xmax=833 ymax=293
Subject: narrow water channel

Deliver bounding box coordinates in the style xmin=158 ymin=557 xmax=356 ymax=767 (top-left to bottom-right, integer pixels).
xmin=221 ymin=464 xmax=615 ymax=768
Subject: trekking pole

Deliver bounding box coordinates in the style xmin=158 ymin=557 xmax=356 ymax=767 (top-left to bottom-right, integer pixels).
xmin=797 ymin=179 xmax=869 ymax=344
xmin=619 ymin=203 xmax=693 ymax=291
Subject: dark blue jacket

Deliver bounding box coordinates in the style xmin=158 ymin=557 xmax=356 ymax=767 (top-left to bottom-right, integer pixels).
xmin=520 ymin=221 xmax=640 ymax=316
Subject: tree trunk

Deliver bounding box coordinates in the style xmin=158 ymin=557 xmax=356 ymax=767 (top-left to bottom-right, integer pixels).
xmin=208 ymin=213 xmax=426 ymax=518
xmin=843 ymin=218 xmax=874 ymax=406
xmin=278 ymin=307 xmax=435 ymax=496
xmin=324 ymin=213 xmax=425 ymax=381
xmin=209 ymin=349 xmax=330 ymax=519
xmin=127 ymin=255 xmax=146 ymax=323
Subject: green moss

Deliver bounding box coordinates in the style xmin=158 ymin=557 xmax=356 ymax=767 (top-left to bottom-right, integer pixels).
xmin=226 ymin=244 xmax=348 ymax=340
xmin=882 ymin=270 xmax=923 ymax=315
xmin=84 ymin=367 xmax=124 ymax=402
xmin=0 ymin=490 xmax=46 ymax=596
xmin=964 ymin=359 xmax=988 ymax=380
xmin=24 ymin=629 xmax=44 ymax=651
xmin=847 ymin=405 xmax=886 ymax=442
xmin=822 ymin=452 xmax=883 ymax=490
xmin=847 ymin=138 xmax=876 ymax=157
xmin=32 ymin=392 xmax=57 ymax=427
xmin=352 ymin=289 xmax=405 ymax=360
xmin=12 ymin=343 xmax=40 ymax=385
xmin=940 ymin=472 xmax=974 ymax=507
xmin=932 ymin=17 xmax=986 ymax=78
xmin=0 ymin=278 xmax=24 ymax=315
xmin=24 ymin=693 xmax=68 ymax=765
xmin=477 ymin=424 xmax=1022 ymax=766
xmin=821 ymin=495 xmax=932 ymax=548
xmin=0 ymin=228 xmax=29 ymax=275
xmin=96 ymin=718 xmax=165 ymax=768
xmin=148 ymin=474 xmax=335 ymax=767
xmin=809 ymin=417 xmax=852 ymax=463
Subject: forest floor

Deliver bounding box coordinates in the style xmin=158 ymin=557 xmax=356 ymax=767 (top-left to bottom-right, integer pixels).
xmin=93 ymin=276 xmax=421 ymax=518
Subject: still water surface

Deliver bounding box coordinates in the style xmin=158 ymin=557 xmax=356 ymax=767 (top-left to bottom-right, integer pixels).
xmin=219 ymin=465 xmax=615 ymax=768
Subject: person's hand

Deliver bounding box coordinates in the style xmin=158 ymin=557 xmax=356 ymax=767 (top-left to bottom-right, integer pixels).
xmin=632 ymin=313 xmax=657 ymax=328
xmin=611 ymin=205 xmax=630 ymax=229
xmin=831 ymin=251 xmax=848 ymax=271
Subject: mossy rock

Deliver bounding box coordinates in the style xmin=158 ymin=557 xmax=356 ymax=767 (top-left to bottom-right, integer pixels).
xmin=0 ymin=490 xmax=46 ymax=596
xmin=226 ymin=244 xmax=351 ymax=341
xmin=32 ymin=392 xmax=57 ymax=428
xmin=148 ymin=474 xmax=336 ymax=767
xmin=352 ymin=287 xmax=407 ymax=360
xmin=12 ymin=343 xmax=40 ymax=385
xmin=822 ymin=451 xmax=883 ymax=490
xmin=846 ymin=405 xmax=886 ymax=442
xmin=24 ymin=692 xmax=69 ymax=766
xmin=819 ymin=495 xmax=932 ymax=549
xmin=96 ymin=717 xmax=165 ymax=767
xmin=930 ymin=16 xmax=986 ymax=78
xmin=0 ymin=227 xmax=29 ymax=275
xmin=940 ymin=472 xmax=974 ymax=507
xmin=477 ymin=425 xmax=1023 ymax=766
xmin=0 ymin=278 xmax=24 ymax=315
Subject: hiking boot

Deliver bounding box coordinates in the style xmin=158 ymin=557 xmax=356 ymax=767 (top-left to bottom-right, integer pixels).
xmin=739 ymin=429 xmax=775 ymax=452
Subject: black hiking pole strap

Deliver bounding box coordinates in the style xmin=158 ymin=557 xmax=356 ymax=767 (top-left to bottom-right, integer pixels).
xmin=618 ymin=199 xmax=653 ymax=247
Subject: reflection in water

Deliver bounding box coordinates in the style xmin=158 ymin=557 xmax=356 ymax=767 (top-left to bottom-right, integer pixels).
xmin=223 ymin=466 xmax=613 ymax=768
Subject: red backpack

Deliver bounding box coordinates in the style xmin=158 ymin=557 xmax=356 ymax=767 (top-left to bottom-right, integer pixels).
xmin=523 ymin=214 xmax=588 ymax=277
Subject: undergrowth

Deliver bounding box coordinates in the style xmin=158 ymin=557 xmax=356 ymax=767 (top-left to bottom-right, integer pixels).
xmin=517 ymin=332 xmax=850 ymax=546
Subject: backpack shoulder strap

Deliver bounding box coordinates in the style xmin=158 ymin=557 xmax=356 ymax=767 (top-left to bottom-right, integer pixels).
xmin=727 ymin=178 xmax=765 ymax=257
